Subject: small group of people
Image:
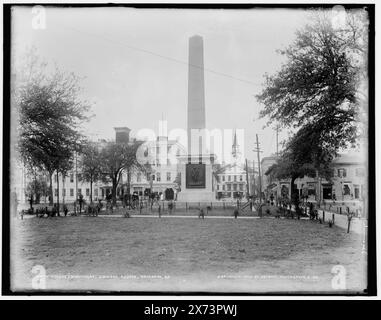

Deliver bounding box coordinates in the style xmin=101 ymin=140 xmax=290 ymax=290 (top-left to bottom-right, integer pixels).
xmin=24 ymin=203 xmax=69 ymax=218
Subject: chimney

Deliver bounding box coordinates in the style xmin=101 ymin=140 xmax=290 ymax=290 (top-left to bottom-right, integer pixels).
xmin=114 ymin=127 xmax=131 ymax=144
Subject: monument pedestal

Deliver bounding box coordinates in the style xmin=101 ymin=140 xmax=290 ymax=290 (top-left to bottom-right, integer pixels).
xmin=176 ymin=154 xmax=216 ymax=202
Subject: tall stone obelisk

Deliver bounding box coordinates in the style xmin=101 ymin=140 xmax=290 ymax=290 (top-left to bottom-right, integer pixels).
xmin=187 ymin=35 xmax=206 ymax=153
xmin=177 ymin=35 xmax=215 ymax=202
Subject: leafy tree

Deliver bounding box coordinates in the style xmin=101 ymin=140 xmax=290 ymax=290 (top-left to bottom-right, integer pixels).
xmin=265 ymin=132 xmax=334 ymax=204
xmin=258 ymin=10 xmax=367 ymax=205
xmin=99 ymin=140 xmax=148 ymax=206
xmin=55 ymin=158 xmax=74 ymax=214
xmin=16 ymin=52 xmax=90 ymax=205
xmin=25 ymin=169 xmax=49 ymax=208
xmin=81 ymin=142 xmax=102 ymax=203
xmin=257 ymin=10 xmax=368 ymax=167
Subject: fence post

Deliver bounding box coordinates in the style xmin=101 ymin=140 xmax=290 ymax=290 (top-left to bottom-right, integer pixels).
xmin=339 ymin=207 xmax=342 ymax=215
xmin=186 ymin=202 xmax=188 ymax=212
xmin=322 ymin=211 xmax=325 ymax=223
xmin=332 ymin=213 xmax=335 ymax=225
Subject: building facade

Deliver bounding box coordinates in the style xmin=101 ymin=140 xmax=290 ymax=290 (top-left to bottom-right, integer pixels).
xmin=215 ymin=130 xmax=253 ymax=200
xmin=263 ymin=151 xmax=367 ymax=208
xmin=126 ymin=135 xmax=184 ymax=200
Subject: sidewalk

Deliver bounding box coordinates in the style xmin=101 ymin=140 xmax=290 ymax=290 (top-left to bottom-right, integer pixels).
xmin=97 ymin=214 xmax=261 ymax=219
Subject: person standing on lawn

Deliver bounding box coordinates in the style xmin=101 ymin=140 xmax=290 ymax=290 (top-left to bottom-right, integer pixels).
xmin=234 ymin=208 xmax=239 ymax=219
xmin=63 ymin=204 xmax=68 ymax=217
xmin=199 ymin=208 xmax=205 ymax=219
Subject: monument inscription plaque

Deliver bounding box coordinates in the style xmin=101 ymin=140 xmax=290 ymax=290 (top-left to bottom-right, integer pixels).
xmin=186 ymin=164 xmax=206 ymax=188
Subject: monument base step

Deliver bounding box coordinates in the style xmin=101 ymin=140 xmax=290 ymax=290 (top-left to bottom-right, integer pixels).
xmin=177 ymin=191 xmax=216 ymax=202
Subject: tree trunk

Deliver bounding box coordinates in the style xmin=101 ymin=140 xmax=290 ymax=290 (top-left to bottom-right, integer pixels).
xmin=56 ymin=171 xmax=60 ymax=216
xmin=90 ymin=179 xmax=93 ymax=203
xmin=290 ymin=175 xmax=299 ymax=204
xmin=112 ymin=177 xmax=117 ymax=207
xmin=62 ymin=174 xmax=65 ymax=204
xmin=49 ymin=172 xmax=53 ymax=205
xmin=127 ymin=169 xmax=131 ymax=196
xmin=33 ymin=170 xmax=38 ymax=205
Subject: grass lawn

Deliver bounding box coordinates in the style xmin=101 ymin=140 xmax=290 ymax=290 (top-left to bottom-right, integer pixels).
xmin=11 ymin=215 xmax=366 ymax=293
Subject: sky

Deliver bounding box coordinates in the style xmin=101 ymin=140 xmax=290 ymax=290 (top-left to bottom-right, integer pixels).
xmin=11 ymin=6 xmax=313 ymax=161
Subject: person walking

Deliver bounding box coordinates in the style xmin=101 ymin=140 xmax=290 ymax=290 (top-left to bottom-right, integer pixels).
xmin=78 ymin=194 xmax=84 ymax=215
xmin=168 ymin=201 xmax=173 ymax=214
xmin=234 ymin=208 xmax=239 ymax=219
xmin=63 ymin=204 xmax=68 ymax=217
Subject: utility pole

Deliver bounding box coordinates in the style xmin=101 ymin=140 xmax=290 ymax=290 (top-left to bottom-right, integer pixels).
xmin=75 ymin=151 xmax=78 ymax=202
xmin=254 ymin=134 xmax=262 ymax=203
xmin=245 ymin=158 xmax=250 ymax=200
xmin=56 ymin=171 xmax=60 ymax=216
xmin=252 ymin=159 xmax=256 ymax=198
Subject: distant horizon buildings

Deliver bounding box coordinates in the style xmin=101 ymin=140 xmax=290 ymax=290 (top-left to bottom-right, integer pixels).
xmin=13 ymin=121 xmax=367 ymax=211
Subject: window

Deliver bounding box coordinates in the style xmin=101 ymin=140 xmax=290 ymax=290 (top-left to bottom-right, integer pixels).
xmin=240 ymin=175 xmax=243 ymax=182
xmin=228 ymin=176 xmax=231 ymax=182
xmin=70 ymin=174 xmax=74 ymax=183
xmin=54 ymin=188 xmax=58 ymax=196
xmin=70 ymin=189 xmax=74 ymax=197
xmin=227 ymin=184 xmax=231 ymax=191
xmin=86 ymin=188 xmax=90 ymax=196
xmin=166 ymin=172 xmax=171 ymax=181
xmin=147 ymin=173 xmax=151 ymax=181
xmin=222 ymin=185 xmax=225 ymax=191
xmin=239 ymin=184 xmax=243 ymax=191
xmin=78 ymin=173 xmax=82 ymax=182
xmin=234 ymin=175 xmax=237 ymax=182
xmin=152 ymin=175 xmax=155 ymax=181
xmin=233 ymin=184 xmax=237 ymax=191
xmin=355 ymin=168 xmax=365 ymax=177
xmin=94 ymin=188 xmax=98 ymax=197
xmin=338 ymin=168 xmax=347 ymax=178
xmin=62 ymin=189 xmax=66 ymax=197
xmin=156 ymin=172 xmax=161 ymax=182
xmin=78 ymin=188 xmax=82 ymax=195
xmin=137 ymin=173 xmax=142 ymax=182
xmin=217 ymin=185 xmax=219 ymax=191
xmin=343 ymin=184 xmax=351 ymax=196
xmin=222 ymin=175 xmax=225 ymax=182
xmin=354 ymin=185 xmax=360 ymax=199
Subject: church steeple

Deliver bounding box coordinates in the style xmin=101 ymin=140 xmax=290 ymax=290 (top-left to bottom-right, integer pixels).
xmin=232 ymin=129 xmax=240 ymax=159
